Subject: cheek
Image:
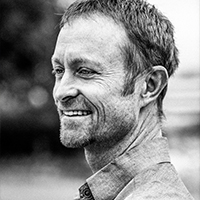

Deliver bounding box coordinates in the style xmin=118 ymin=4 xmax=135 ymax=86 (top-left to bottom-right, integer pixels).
xmin=101 ymin=97 xmax=135 ymax=125
xmin=95 ymin=100 xmax=137 ymax=143
xmin=108 ymin=94 xmax=140 ymax=121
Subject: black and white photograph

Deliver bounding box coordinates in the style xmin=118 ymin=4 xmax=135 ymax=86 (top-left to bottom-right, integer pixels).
xmin=0 ymin=0 xmax=199 ymax=199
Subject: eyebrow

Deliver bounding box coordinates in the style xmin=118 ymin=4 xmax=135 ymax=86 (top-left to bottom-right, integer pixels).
xmin=51 ymin=57 xmax=63 ymax=66
xmin=68 ymin=57 xmax=101 ymax=67
xmin=51 ymin=56 xmax=102 ymax=69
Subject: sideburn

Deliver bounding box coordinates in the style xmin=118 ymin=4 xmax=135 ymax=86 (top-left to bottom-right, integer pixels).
xmin=121 ymin=44 xmax=147 ymax=97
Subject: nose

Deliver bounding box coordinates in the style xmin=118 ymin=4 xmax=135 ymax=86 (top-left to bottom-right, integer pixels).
xmin=53 ymin=74 xmax=79 ymax=104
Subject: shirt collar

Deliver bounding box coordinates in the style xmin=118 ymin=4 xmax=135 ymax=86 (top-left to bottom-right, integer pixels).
xmin=79 ymin=137 xmax=170 ymax=200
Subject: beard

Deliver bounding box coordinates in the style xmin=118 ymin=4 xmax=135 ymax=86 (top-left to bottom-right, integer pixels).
xmin=59 ymin=115 xmax=95 ymax=148
xmin=59 ymin=107 xmax=136 ymax=150
xmin=56 ymin=95 xmax=96 ymax=148
xmin=56 ymin=94 xmax=137 ymax=150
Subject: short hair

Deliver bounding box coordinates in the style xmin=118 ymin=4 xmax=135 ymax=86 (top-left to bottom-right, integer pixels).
xmin=60 ymin=0 xmax=179 ymax=119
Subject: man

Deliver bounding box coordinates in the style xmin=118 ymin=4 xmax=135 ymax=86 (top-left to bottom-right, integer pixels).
xmin=51 ymin=0 xmax=194 ymax=199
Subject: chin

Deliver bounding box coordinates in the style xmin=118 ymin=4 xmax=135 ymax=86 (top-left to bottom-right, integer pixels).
xmin=60 ymin=128 xmax=93 ymax=148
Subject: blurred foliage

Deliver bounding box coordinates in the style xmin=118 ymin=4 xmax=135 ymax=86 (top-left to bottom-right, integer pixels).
xmin=0 ymin=0 xmax=79 ymax=156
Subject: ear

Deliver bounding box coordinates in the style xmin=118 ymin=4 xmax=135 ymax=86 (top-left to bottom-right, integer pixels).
xmin=140 ymin=66 xmax=168 ymax=107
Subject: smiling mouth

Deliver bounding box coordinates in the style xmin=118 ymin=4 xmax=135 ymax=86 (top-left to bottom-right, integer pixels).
xmin=63 ymin=110 xmax=92 ymax=117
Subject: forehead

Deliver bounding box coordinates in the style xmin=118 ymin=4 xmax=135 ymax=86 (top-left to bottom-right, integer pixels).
xmin=53 ymin=15 xmax=127 ymax=63
xmin=59 ymin=14 xmax=126 ymax=42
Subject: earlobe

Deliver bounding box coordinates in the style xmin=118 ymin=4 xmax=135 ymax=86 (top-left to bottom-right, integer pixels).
xmin=141 ymin=66 xmax=168 ymax=106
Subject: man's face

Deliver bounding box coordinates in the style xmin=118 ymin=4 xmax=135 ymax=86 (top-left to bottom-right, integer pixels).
xmin=52 ymin=15 xmax=142 ymax=148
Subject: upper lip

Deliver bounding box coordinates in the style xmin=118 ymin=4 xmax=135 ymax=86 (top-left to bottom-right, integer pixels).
xmin=56 ymin=101 xmax=93 ymax=115
xmin=59 ymin=108 xmax=92 ymax=112
xmin=62 ymin=109 xmax=92 ymax=113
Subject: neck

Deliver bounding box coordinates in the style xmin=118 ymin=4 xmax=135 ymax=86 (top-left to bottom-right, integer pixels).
xmin=84 ymin=102 xmax=162 ymax=173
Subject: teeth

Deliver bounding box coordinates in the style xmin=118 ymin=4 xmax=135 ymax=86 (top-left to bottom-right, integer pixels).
xmin=63 ymin=111 xmax=91 ymax=116
xmin=68 ymin=111 xmax=73 ymax=116
xmin=73 ymin=111 xmax=78 ymax=115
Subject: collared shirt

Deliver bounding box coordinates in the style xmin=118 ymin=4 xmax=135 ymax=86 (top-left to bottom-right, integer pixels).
xmin=77 ymin=137 xmax=194 ymax=200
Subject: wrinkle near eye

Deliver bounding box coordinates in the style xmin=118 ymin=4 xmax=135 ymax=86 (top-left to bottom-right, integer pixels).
xmin=91 ymin=75 xmax=123 ymax=94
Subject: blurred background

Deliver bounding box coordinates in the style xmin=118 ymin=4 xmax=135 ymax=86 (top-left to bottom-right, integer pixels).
xmin=0 ymin=0 xmax=199 ymax=199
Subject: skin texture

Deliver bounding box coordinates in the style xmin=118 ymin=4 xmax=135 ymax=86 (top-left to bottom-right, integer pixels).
xmin=52 ymin=15 xmax=168 ymax=172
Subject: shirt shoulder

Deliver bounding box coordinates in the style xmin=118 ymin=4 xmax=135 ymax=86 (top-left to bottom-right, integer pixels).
xmin=115 ymin=163 xmax=194 ymax=200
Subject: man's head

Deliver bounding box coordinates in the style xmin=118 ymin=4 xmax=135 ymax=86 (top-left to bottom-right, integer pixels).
xmin=61 ymin=0 xmax=179 ymax=117
xmin=52 ymin=0 xmax=178 ymax=149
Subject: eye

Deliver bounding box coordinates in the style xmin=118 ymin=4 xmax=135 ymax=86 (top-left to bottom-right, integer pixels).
xmin=52 ymin=67 xmax=65 ymax=77
xmin=76 ymin=67 xmax=96 ymax=78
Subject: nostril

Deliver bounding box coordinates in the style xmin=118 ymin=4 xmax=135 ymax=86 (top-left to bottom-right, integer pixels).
xmin=54 ymin=85 xmax=79 ymax=104
xmin=60 ymin=96 xmax=70 ymax=103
